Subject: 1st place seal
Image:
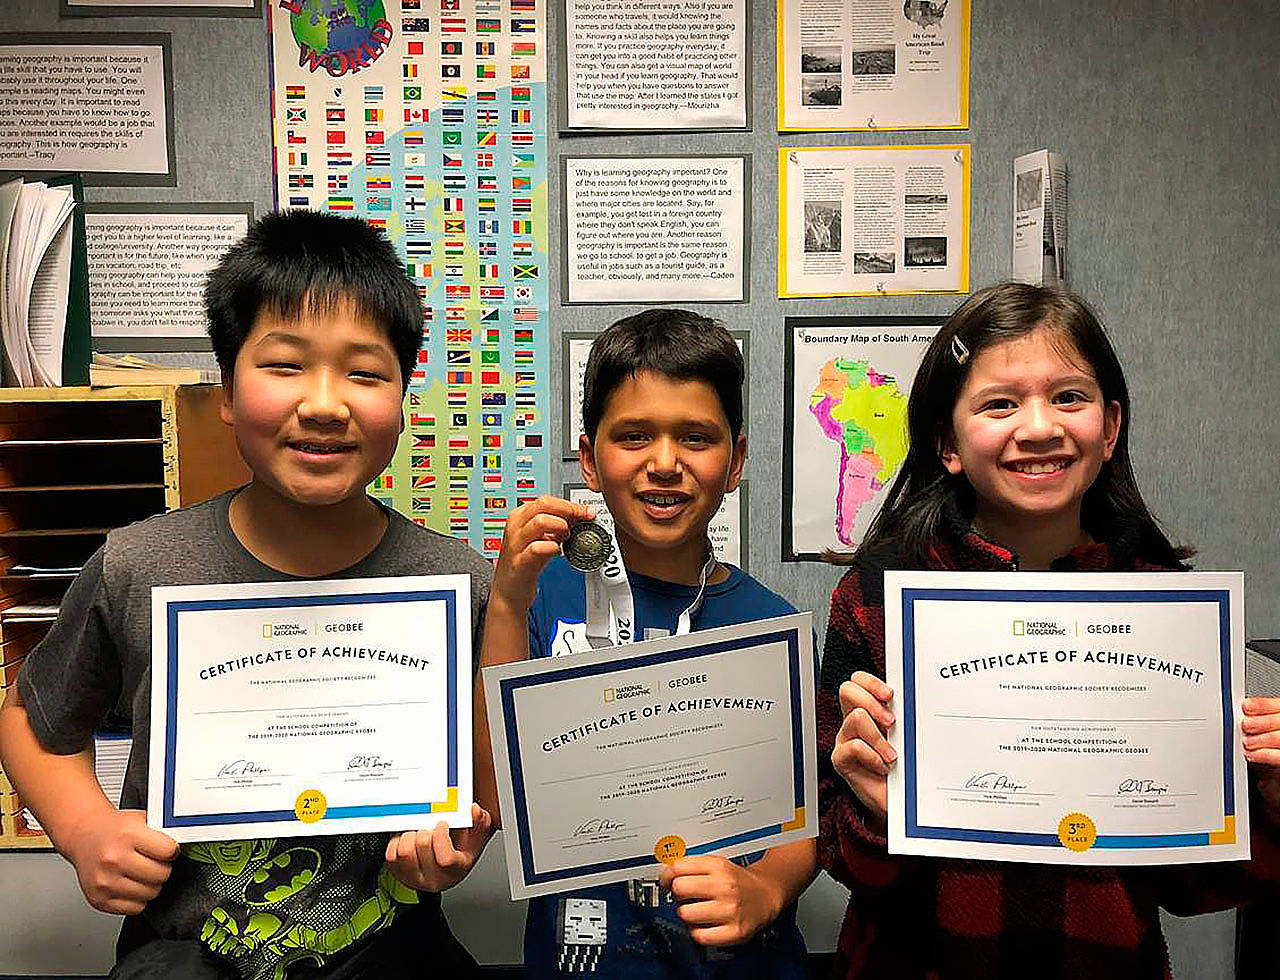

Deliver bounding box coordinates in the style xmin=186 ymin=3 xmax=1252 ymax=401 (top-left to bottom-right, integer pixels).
xmin=564 ymin=520 xmax=613 ymax=572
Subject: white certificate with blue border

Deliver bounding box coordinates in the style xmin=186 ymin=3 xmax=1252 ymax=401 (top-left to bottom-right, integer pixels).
xmin=885 ymin=572 xmax=1248 ymax=865
xmin=485 ymin=613 xmax=817 ymax=899
xmin=148 ymin=575 xmax=472 ymax=843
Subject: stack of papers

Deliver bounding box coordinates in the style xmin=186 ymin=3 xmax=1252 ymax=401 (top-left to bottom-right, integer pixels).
xmin=0 ymin=177 xmax=76 ymax=386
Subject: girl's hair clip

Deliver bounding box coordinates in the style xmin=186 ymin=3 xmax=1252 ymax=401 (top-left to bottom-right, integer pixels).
xmin=950 ymin=335 xmax=970 ymax=365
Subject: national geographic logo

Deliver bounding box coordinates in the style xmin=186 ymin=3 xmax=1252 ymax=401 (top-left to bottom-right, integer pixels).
xmin=604 ymin=682 xmax=651 ymax=703
xmin=262 ymin=622 xmax=309 ymax=639
xmin=1013 ymin=619 xmax=1071 ymax=637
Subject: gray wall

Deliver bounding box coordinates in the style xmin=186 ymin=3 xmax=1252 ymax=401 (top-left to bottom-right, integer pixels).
xmin=1 ymin=0 xmax=1276 ymax=975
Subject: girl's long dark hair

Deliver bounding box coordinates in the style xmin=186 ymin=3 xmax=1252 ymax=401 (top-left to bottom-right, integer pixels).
xmin=830 ymin=282 xmax=1190 ymax=567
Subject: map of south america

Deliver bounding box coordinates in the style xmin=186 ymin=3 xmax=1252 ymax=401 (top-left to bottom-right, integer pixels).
xmin=809 ymin=358 xmax=910 ymax=546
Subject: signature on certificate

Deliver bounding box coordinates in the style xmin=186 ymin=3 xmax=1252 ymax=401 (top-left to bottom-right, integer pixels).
xmin=1118 ymin=778 xmax=1169 ymax=795
xmin=573 ymin=817 xmax=626 ymax=837
xmin=348 ymin=755 xmax=394 ymax=770
xmin=217 ymin=760 xmax=270 ymax=777
xmin=964 ymin=772 xmax=1027 ymax=793
xmin=702 ymin=795 xmax=746 ymax=813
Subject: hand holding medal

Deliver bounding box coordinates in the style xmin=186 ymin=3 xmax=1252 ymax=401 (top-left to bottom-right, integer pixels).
xmin=490 ymin=495 xmax=597 ymax=615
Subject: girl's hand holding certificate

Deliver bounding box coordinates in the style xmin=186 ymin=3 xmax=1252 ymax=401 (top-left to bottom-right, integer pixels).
xmin=1242 ymin=696 xmax=1280 ymax=820
xmin=831 ymin=671 xmax=896 ymax=827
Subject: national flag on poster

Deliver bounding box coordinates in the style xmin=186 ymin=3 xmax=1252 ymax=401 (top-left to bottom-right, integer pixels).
xmin=406 ymin=238 xmax=431 ymax=255
xmin=445 ymin=240 xmax=465 ymax=256
xmin=476 ymin=198 xmax=497 ymax=214
xmin=402 ymin=17 xmax=431 ymax=31
xmin=367 ymin=196 xmax=392 ymax=211
xmin=414 ymin=284 xmax=429 ymax=306
xmin=447 ymin=390 xmax=468 ymax=407
xmin=404 ymin=63 xmax=420 ymax=79
xmin=480 ymin=285 xmax=505 ymax=300
xmin=476 ymin=18 xmax=500 ymax=32
xmin=444 ymin=197 xmax=464 ymax=211
xmin=443 ymin=129 xmax=463 ymax=145
xmin=448 ymin=436 xmax=471 ymax=450
xmin=441 ymin=87 xmax=468 ymax=102
xmin=511 ymin=175 xmax=532 ymax=192
xmin=444 ymin=218 xmax=466 ymax=233
xmin=287 ymin=150 xmax=308 ymax=166
xmin=511 ymin=18 xmax=536 ymax=32
xmin=446 ymin=370 xmax=472 ymax=385
xmin=514 ymin=348 xmax=535 ymax=364
xmin=514 ymin=263 xmax=538 ymax=279
xmin=512 ymin=86 xmax=532 ymax=102
xmin=480 ymin=349 xmax=500 ymax=364
xmin=445 ymin=306 xmax=466 ymax=320
xmin=443 ymin=152 xmax=463 ymax=167
xmin=511 ymin=108 xmax=532 ymax=125
xmin=445 ymin=283 xmax=471 ymax=300
xmin=413 ymin=434 xmax=437 ymax=449
xmin=513 ymin=327 xmax=534 ymax=343
xmin=475 ymin=0 xmax=500 ymax=11
xmin=441 ymin=63 xmax=461 ymax=79
xmin=411 ymin=496 xmax=432 ymax=513
xmin=373 ymin=474 xmax=394 ymax=491
xmin=365 ymin=130 xmax=385 ymax=145
xmin=289 ymin=173 xmax=313 ymax=189
xmin=482 ymin=410 xmax=502 ymax=425
xmin=513 ymin=307 xmax=538 ymax=322
xmin=326 ymin=130 xmax=345 ymax=145
xmin=441 ymin=17 xmax=466 ymax=31
xmin=442 ymin=106 xmax=465 ymax=123
xmin=514 ymin=284 xmax=533 ymax=300
xmin=512 ymin=239 xmax=533 ymax=256
xmin=450 ymin=455 xmax=474 ymax=469
xmin=405 ymin=173 xmax=425 ymax=191
xmin=511 ymin=131 xmax=534 ymax=146
xmin=449 ymin=496 xmax=468 ymax=511
xmin=512 ymin=41 xmax=537 ymax=57
xmin=325 ymin=107 xmax=345 ymax=123
xmin=404 ymin=130 xmax=424 ymax=146
xmin=447 ymin=327 xmax=472 ymax=344
xmin=403 ymin=0 xmax=422 ymax=8
xmin=477 ymin=175 xmax=498 ymax=192
xmin=411 ymin=453 xmax=432 ymax=469
xmin=482 ymin=391 xmax=507 ymax=406
xmin=483 ymin=474 xmax=503 ymax=489
xmin=406 ymin=217 xmax=427 ymax=232
xmin=444 ymin=263 xmax=465 ymax=278
xmin=403 ymin=85 xmax=422 ymax=100
xmin=328 ymin=196 xmax=354 ymax=211
xmin=483 ymin=537 xmax=502 ymax=552
xmin=366 ymin=173 xmax=392 ymax=189
xmin=412 ymin=474 xmax=435 ymax=489
xmin=481 ymin=370 xmax=501 ymax=385
xmin=366 ymin=151 xmax=391 ymax=166
xmin=440 ymin=0 xmax=460 ymax=9
xmin=510 ymin=64 xmax=530 ymax=80
xmin=288 ymin=195 xmax=310 ymax=207
xmin=513 ymin=152 xmax=535 ymax=168
xmin=476 ymin=107 xmax=499 ymax=125
xmin=477 ymin=64 xmax=496 ymax=80
xmin=364 ymin=85 xmax=384 ymax=101
xmin=408 ymin=40 xmax=425 ymax=54
xmin=404 ymin=151 xmax=426 ymax=166
xmin=521 ymin=434 xmax=543 ymax=449
xmin=444 ymin=172 xmax=467 ymax=191
xmin=479 ymin=262 xmax=499 ymax=278
xmin=475 ymin=40 xmax=495 ymax=56
xmin=286 ymin=107 xmax=306 ymax=123
xmin=516 ymin=477 xmax=535 ymax=490
xmin=478 ymin=241 xmax=497 ymax=259
xmin=477 ymin=130 xmax=497 ymax=146
xmin=327 ymin=150 xmax=353 ymax=167
xmin=476 ymin=153 xmax=495 ymax=169
xmin=482 ymin=453 xmax=502 ymax=469
xmin=450 ymin=517 xmax=469 ymax=533
xmin=364 ymin=108 xmax=384 ymax=124
xmin=511 ymin=0 xmax=535 ymax=10
xmin=287 ymin=130 xmax=307 ymax=144
xmin=404 ymin=106 xmax=427 ymax=123
xmin=475 ymin=90 xmax=498 ymax=103
xmin=286 ymin=85 xmax=305 ymax=99
xmin=481 ymin=307 xmax=500 ymax=323
xmin=405 ymin=260 xmax=430 ymax=278
xmin=512 ymin=218 xmax=532 ymax=234
xmin=441 ymin=40 xmax=462 ymax=55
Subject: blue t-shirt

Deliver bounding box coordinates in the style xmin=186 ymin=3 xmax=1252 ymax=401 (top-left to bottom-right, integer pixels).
xmin=523 ymin=557 xmax=808 ymax=979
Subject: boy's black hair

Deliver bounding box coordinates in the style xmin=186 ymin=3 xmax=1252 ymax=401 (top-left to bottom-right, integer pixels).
xmin=835 ymin=281 xmax=1190 ymax=567
xmin=581 ymin=309 xmax=745 ymax=441
xmin=205 ymin=209 xmax=422 ymax=388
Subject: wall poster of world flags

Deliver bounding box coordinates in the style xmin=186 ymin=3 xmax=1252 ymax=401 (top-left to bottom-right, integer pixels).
xmin=268 ymin=0 xmax=549 ymax=558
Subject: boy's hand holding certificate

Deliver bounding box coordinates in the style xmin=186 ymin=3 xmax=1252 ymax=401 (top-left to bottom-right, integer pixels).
xmin=484 ymin=614 xmax=817 ymax=899
xmin=148 ymin=575 xmax=473 ymax=843
xmin=884 ymin=571 xmax=1248 ymax=865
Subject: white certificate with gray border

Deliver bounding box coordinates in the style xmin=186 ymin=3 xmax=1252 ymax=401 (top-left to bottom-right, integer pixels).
xmin=485 ymin=614 xmax=817 ymax=899
xmin=148 ymin=575 xmax=472 ymax=843
xmin=885 ymin=571 xmax=1248 ymax=865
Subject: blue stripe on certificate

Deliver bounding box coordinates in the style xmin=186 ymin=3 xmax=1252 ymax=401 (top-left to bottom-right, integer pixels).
xmin=161 ymin=589 xmax=459 ymax=829
xmin=900 ymin=587 xmax=1236 ymax=849
xmin=500 ymin=627 xmax=807 ymax=888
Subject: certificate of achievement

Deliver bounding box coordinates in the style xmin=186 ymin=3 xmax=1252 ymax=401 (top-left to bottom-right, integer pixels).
xmin=885 ymin=572 xmax=1248 ymax=865
xmin=148 ymin=575 xmax=472 ymax=843
xmin=484 ymin=614 xmax=817 ymax=899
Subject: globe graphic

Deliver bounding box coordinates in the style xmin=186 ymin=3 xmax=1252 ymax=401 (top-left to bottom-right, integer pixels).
xmin=292 ymin=0 xmax=388 ymax=56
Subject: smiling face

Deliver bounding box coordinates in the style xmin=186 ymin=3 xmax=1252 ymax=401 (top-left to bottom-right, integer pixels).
xmin=220 ymin=301 xmax=404 ymax=509
xmin=580 ymin=371 xmax=745 ymax=583
xmin=941 ymin=327 xmax=1120 ymax=535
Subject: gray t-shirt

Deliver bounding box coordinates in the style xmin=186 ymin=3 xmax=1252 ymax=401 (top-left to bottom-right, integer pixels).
xmin=18 ymin=490 xmax=492 ymax=979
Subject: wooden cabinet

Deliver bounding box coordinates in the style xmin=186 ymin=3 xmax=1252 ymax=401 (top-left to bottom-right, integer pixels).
xmin=0 ymin=385 xmax=248 ymax=849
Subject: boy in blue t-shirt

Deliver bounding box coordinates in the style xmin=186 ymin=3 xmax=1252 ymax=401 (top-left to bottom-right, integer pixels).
xmin=478 ymin=309 xmax=816 ymax=977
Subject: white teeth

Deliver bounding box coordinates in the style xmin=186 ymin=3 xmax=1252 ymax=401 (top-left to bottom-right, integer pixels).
xmin=1011 ymin=460 xmax=1067 ymax=474
xmin=642 ymin=494 xmax=683 ymax=506
xmin=296 ymin=442 xmax=347 ymax=454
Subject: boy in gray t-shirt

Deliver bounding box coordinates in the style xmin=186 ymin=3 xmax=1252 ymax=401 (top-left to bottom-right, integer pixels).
xmin=0 ymin=211 xmax=494 ymax=980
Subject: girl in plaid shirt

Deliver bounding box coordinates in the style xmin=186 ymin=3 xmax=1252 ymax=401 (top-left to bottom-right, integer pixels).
xmin=817 ymin=282 xmax=1280 ymax=979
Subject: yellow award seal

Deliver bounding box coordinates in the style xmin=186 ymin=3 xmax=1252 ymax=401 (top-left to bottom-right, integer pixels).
xmin=653 ymin=834 xmax=686 ymax=865
xmin=295 ymin=789 xmax=327 ymax=823
xmin=1058 ymin=812 xmax=1096 ymax=851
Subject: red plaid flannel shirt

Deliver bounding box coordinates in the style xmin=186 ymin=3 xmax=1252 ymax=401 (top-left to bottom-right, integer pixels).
xmin=817 ymin=509 xmax=1280 ymax=979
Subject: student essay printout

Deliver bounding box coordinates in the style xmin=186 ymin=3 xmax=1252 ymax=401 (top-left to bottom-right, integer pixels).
xmin=778 ymin=144 xmax=969 ymax=298
xmin=777 ymin=0 xmax=969 ymax=131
